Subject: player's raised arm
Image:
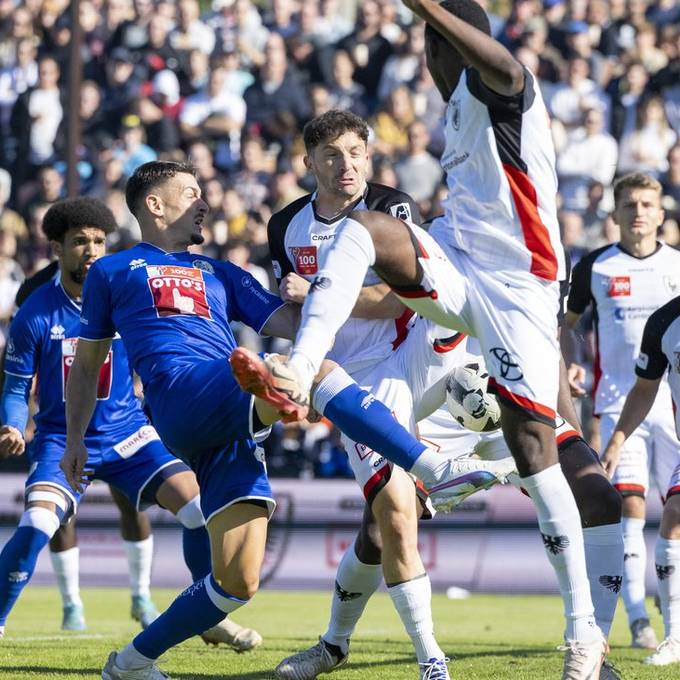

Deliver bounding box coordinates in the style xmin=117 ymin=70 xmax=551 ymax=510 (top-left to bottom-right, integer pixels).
xmin=403 ymin=0 xmax=524 ymax=96
xmin=62 ymin=338 xmax=111 ymax=492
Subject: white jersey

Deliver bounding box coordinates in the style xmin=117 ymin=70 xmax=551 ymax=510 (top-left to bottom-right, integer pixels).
xmin=433 ymin=67 xmax=565 ymax=281
xmin=267 ymin=183 xmax=420 ymax=375
xmin=569 ymin=242 xmax=680 ymax=415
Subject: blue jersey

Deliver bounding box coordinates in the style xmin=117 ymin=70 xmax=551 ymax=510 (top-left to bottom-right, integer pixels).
xmin=79 ymin=242 xmax=284 ymax=390
xmin=4 ymin=274 xmax=147 ymax=440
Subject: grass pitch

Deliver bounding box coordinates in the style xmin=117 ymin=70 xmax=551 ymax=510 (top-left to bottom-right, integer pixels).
xmin=0 ymin=588 xmax=674 ymax=679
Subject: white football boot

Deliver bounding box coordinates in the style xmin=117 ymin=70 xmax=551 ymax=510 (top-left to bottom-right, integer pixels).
xmin=101 ymin=651 xmax=169 ymax=679
xmin=644 ymin=636 xmax=680 ymax=666
xmin=201 ymin=617 xmax=263 ymax=652
xmin=275 ymin=637 xmax=348 ymax=679
xmin=559 ymin=633 xmax=606 ymax=680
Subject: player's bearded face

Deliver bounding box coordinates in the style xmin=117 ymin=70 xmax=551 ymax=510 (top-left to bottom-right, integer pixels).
xmin=59 ymin=227 xmax=107 ymax=285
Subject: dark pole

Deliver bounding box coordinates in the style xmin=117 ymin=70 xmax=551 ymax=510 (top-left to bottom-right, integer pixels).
xmin=66 ymin=0 xmax=83 ymax=198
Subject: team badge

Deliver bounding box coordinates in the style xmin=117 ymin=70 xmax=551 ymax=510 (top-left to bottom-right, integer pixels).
xmin=192 ymin=259 xmax=214 ymax=274
xmin=389 ymin=203 xmax=412 ymax=222
xmin=663 ymin=275 xmax=680 ymax=295
xmin=290 ymin=245 xmax=318 ymax=275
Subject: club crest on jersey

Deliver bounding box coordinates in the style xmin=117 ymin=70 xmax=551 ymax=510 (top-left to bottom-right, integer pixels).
xmin=389 ymin=203 xmax=412 ymax=222
xmin=146 ymin=265 xmax=212 ymax=320
xmin=607 ymin=276 xmax=631 ymax=297
xmin=663 ymin=275 xmax=680 ymax=295
xmin=290 ymin=245 xmax=318 ymax=275
xmin=192 ymin=259 xmax=214 ymax=274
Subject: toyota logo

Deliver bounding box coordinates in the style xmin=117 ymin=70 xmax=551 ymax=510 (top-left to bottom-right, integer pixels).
xmin=489 ymin=347 xmax=524 ymax=381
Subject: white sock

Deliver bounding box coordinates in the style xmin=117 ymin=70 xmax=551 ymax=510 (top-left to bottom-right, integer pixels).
xmin=583 ymin=523 xmax=624 ymax=637
xmin=655 ymin=537 xmax=680 ymax=639
xmin=124 ymin=536 xmax=154 ymax=599
xmin=409 ymin=449 xmax=455 ymax=487
xmin=50 ymin=547 xmax=83 ymax=607
xmin=116 ymin=643 xmax=154 ymax=670
xmin=388 ymin=574 xmax=444 ymax=663
xmin=521 ymin=464 xmax=598 ymax=642
xmin=289 ymin=217 xmax=376 ymax=390
xmin=621 ymin=516 xmax=649 ymax=625
xmin=324 ymin=541 xmax=383 ymax=654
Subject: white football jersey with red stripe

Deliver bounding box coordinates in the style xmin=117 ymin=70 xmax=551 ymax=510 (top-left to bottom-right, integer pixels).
xmin=569 ymin=242 xmax=680 ymax=415
xmin=432 ymin=67 xmax=565 ymax=281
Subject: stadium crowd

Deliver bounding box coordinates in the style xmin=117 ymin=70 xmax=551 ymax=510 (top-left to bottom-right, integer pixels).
xmin=0 ymin=0 xmax=679 ymax=477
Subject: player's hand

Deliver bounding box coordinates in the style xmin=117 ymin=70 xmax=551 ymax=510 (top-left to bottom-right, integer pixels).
xmin=279 ymin=273 xmax=311 ymax=304
xmin=567 ymin=362 xmax=587 ymax=397
xmin=601 ymin=441 xmax=621 ymax=478
xmin=0 ymin=425 xmax=25 ymax=457
xmin=60 ymin=440 xmax=91 ymax=493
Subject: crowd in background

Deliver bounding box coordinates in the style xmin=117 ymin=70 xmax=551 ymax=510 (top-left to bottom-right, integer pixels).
xmin=0 ymin=0 xmax=679 ymax=477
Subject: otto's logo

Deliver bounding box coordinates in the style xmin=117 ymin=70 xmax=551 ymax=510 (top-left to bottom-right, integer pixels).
xmin=62 ymin=338 xmax=112 ymax=401
xmin=608 ymin=276 xmax=631 ymax=297
xmin=146 ymin=265 xmax=211 ymax=319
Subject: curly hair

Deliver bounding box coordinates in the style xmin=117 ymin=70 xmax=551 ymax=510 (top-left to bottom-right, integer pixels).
xmin=303 ymin=110 xmax=369 ymax=151
xmin=125 ymin=160 xmax=197 ymax=217
xmin=42 ymin=197 xmax=117 ymax=242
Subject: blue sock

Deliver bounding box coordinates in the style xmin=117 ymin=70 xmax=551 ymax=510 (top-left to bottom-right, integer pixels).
xmin=182 ymin=526 xmax=211 ymax=581
xmin=322 ymin=383 xmax=426 ymax=471
xmin=0 ymin=526 xmax=51 ymax=625
xmin=133 ymin=575 xmax=244 ymax=658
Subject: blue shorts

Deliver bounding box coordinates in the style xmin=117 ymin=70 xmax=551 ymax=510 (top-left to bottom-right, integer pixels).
xmin=145 ymin=359 xmax=258 ymax=462
xmin=27 ymin=425 xmax=189 ymax=518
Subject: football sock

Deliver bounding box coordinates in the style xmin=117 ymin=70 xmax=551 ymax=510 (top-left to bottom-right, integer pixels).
xmin=324 ymin=540 xmax=383 ymax=654
xmin=583 ymin=523 xmax=623 ymax=637
xmin=521 ymin=464 xmax=599 ymax=642
xmin=289 ymin=217 xmax=376 ymax=391
xmin=49 ymin=546 xmax=83 ymax=607
xmin=176 ymin=497 xmax=211 ymax=581
xmin=313 ymin=367 xmax=427 ymax=472
xmin=388 ymin=574 xmax=444 ymax=663
xmin=621 ymin=516 xmax=649 ymax=625
xmin=124 ymin=536 xmax=153 ymax=599
xmin=126 ymin=574 xmax=246 ymax=663
xmin=0 ymin=508 xmax=59 ymax=625
xmin=655 ymin=538 xmax=680 ymax=639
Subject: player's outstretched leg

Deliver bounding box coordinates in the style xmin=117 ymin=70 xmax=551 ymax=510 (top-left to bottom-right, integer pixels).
xmin=103 ymin=502 xmax=267 ymax=679
xmin=644 ymin=492 xmax=680 ymax=667
xmin=0 ymin=488 xmax=64 ymax=636
xmin=231 ymin=349 xmax=515 ymax=507
xmin=49 ymin=522 xmax=86 ymax=631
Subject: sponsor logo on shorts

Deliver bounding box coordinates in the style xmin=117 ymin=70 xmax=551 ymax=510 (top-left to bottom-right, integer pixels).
xmin=607 ymin=276 xmax=631 ymax=297
xmin=389 ymin=203 xmax=412 ymax=222
xmin=489 ymin=347 xmax=524 ymax=381
xmin=146 ymin=265 xmax=211 ymax=319
xmin=290 ymin=245 xmax=318 ymax=275
xmin=113 ymin=425 xmax=161 ymax=459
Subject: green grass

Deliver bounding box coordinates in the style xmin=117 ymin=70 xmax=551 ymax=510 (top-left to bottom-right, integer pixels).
xmin=0 ymin=588 xmax=675 ymax=678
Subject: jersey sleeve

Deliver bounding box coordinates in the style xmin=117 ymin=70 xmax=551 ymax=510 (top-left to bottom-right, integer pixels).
xmin=267 ymin=196 xmax=310 ymax=284
xmin=567 ymin=253 xmax=594 ymax=315
xmin=368 ymin=184 xmax=422 ymax=225
xmin=217 ymin=261 xmax=286 ymax=332
xmin=636 ymin=305 xmax=673 ymax=380
xmin=15 ymin=261 xmax=59 ymax=308
xmin=79 ymin=260 xmax=116 ymax=340
xmin=4 ymin=305 xmax=41 ymax=378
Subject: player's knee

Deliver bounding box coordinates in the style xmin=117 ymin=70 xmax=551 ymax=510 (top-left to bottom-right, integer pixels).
xmin=20 ymin=506 xmax=61 ymax=539
xmin=211 ymin=561 xmax=260 ymax=600
xmin=576 ymin=476 xmax=622 ymax=527
xmin=501 ymin=410 xmax=556 ymax=477
xmin=315 ymin=359 xmax=338 ymax=382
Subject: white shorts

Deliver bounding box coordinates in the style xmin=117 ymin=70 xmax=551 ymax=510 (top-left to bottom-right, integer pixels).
xmin=600 ymin=403 xmax=680 ymax=499
xmin=395 ymin=223 xmax=561 ymax=425
xmin=343 ymin=316 xmax=467 ymax=502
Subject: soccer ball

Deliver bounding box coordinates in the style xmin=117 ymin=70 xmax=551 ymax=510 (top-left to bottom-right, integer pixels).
xmin=445 ymin=363 xmax=502 ymax=433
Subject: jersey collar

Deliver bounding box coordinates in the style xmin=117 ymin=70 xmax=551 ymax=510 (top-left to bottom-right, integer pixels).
xmin=616 ymin=241 xmax=662 ymax=260
xmin=311 ymin=184 xmax=368 ymax=225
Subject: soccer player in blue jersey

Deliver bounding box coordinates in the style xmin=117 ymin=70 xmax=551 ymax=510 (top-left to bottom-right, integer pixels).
xmin=59 ymin=161 xmax=497 ymax=679
xmin=0 ymin=197 xmax=261 ymax=651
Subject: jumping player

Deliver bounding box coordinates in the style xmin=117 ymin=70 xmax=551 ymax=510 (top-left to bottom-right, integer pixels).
xmin=567 ymin=173 xmax=680 ymax=650
xmin=59 ymin=162 xmax=501 ymax=679
xmin=0 ymin=197 xmax=260 ymax=651
xmin=237 ymin=1 xmax=607 ymax=676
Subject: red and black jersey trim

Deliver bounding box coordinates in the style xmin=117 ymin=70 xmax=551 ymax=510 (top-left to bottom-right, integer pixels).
xmin=433 ymin=332 xmax=465 ymax=354
xmin=488 ymin=378 xmax=556 ymax=426
xmin=613 ymin=482 xmax=646 ymax=498
xmin=364 ymin=463 xmax=392 ymax=506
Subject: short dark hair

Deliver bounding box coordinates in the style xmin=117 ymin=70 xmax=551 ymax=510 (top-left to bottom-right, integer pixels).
xmin=425 ymin=0 xmax=491 ymax=42
xmin=42 ymin=198 xmax=117 ymax=242
xmin=125 ymin=160 xmax=198 ymax=217
xmin=303 ymin=110 xmax=369 ymax=151
xmin=613 ymin=173 xmax=662 ymax=207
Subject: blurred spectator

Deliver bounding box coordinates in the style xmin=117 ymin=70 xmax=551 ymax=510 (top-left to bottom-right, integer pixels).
xmin=170 ymin=0 xmax=216 ymax=56
xmin=394 ymin=120 xmax=442 ymax=205
xmin=0 ymin=225 xmax=23 ymax=342
xmin=559 ymin=209 xmax=588 ymax=264
xmin=231 ymin=135 xmax=271 ymax=212
xmin=328 ymin=49 xmax=367 ymax=118
xmin=243 ymin=32 xmax=310 ymax=145
xmin=556 ymin=107 xmax=618 ymax=212
xmin=582 ymin=181 xmax=609 ymax=242
xmin=609 ymin=60 xmax=649 ymax=141
xmin=563 ymin=20 xmax=609 ymax=86
xmin=0 ymin=168 xmax=27 ymax=248
xmin=269 ymin=157 xmax=306 ymax=213
xmin=372 ymin=85 xmax=416 ymax=159
xmin=188 ymin=140 xmax=227 ymax=185
xmin=377 ymin=22 xmax=424 ymax=103
xmin=264 ymin=0 xmax=299 ymax=41
xmin=617 ymin=95 xmax=677 ymax=176
xmin=113 ymin=114 xmax=157 ymax=178
xmin=309 ymin=83 xmax=332 ymax=119
xmin=219 ymin=49 xmax=255 ymax=97
xmin=661 ymin=143 xmax=680 ymax=207
xmin=630 ymin=22 xmax=668 ymax=75
xmin=19 ymin=165 xmax=63 ymax=226
xmin=314 ymin=0 xmax=352 ymax=47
